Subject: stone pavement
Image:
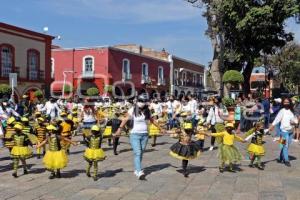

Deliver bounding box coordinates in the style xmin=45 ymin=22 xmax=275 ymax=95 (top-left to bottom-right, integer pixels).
xmin=1 ymin=133 xmax=300 ymax=200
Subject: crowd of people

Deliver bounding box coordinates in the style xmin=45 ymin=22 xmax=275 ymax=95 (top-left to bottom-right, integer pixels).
xmin=0 ymin=93 xmax=299 ymax=180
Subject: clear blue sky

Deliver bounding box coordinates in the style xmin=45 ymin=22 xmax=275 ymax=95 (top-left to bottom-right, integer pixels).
xmin=1 ymin=0 xmax=300 ymax=67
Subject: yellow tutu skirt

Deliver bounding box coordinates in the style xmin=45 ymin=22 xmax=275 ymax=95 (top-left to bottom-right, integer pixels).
xmin=43 ymin=150 xmax=68 ymax=170
xmin=247 ymin=143 xmax=265 ymax=156
xmin=11 ymin=146 xmax=33 ymax=159
xmin=149 ymin=131 xmax=160 ymax=136
xmin=84 ymin=148 xmax=106 ymax=161
xmin=103 ymin=126 xmax=112 ymax=137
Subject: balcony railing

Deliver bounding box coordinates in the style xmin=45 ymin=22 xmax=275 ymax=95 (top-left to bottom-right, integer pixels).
xmin=141 ymin=75 xmax=151 ymax=84
xmin=28 ymin=69 xmax=45 ymax=81
xmin=1 ymin=67 xmax=20 ymax=78
xmin=122 ymin=73 xmax=132 ymax=81
xmin=82 ymin=70 xmax=94 ymax=78
xmin=157 ymin=78 xmax=165 ymax=86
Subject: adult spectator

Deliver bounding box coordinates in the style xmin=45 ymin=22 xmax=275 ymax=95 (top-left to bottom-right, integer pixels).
xmin=269 ymin=98 xmax=298 ymax=167
xmin=206 ymin=97 xmax=228 ymax=151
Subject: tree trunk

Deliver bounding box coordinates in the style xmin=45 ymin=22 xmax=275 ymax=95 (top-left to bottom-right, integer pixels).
xmin=243 ymin=61 xmax=254 ymax=95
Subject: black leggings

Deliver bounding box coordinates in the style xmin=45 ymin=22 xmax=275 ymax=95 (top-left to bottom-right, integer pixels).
xmin=211 ymin=125 xmax=216 ymax=146
xmin=113 ymin=137 xmax=120 ymax=152
xmin=182 ymin=160 xmax=188 ymax=171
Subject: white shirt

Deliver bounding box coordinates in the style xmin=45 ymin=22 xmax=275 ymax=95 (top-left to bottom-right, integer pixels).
xmin=150 ymin=103 xmax=162 ymax=114
xmin=206 ymin=105 xmax=227 ymax=125
xmin=128 ymin=107 xmax=148 ymax=134
xmin=181 ymin=103 xmax=191 ymax=113
xmin=42 ymin=101 xmax=61 ymax=118
xmin=166 ymin=100 xmax=181 ymax=114
xmin=272 ymin=108 xmax=298 ymax=132
xmin=188 ymin=99 xmax=198 ymax=115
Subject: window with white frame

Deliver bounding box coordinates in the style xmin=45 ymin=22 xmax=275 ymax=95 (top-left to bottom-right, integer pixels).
xmin=158 ymin=66 xmax=164 ymax=82
xmin=1 ymin=45 xmax=13 ymax=77
xmin=174 ymin=70 xmax=178 ymax=84
xmin=142 ymin=63 xmax=148 ymax=76
xmin=83 ymin=56 xmax=94 ymax=72
xmin=193 ymin=74 xmax=196 ymax=84
xmin=51 ymin=58 xmax=55 ymax=78
xmin=122 ymin=59 xmax=130 ymax=79
xmin=200 ymin=75 xmax=203 ymax=85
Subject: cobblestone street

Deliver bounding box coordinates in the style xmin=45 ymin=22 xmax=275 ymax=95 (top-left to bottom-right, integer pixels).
xmin=1 ymin=134 xmax=300 ymax=200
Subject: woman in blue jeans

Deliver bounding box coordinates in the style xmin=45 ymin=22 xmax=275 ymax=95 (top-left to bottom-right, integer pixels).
xmin=269 ymin=98 xmax=298 ymax=167
xmin=114 ymin=95 xmax=164 ymax=180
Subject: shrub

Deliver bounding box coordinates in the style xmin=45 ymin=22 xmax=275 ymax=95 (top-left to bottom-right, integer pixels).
xmin=222 ymin=97 xmax=235 ymax=107
xmin=63 ymin=84 xmax=72 ymax=93
xmin=34 ymin=90 xmax=43 ymax=98
xmin=0 ymin=84 xmax=11 ymax=95
xmin=87 ymin=87 xmax=99 ymax=96
xmin=222 ymin=70 xmax=244 ymax=84
xmin=104 ymin=85 xmax=113 ymax=93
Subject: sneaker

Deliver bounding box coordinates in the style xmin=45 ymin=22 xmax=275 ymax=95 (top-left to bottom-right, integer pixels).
xmin=134 ymin=170 xmax=139 ymax=177
xmin=249 ymin=163 xmax=254 ymax=168
xmin=138 ymin=171 xmax=146 ymax=180
xmin=49 ymin=173 xmax=55 ymax=179
xmin=273 ymin=137 xmax=279 ymax=142
xmin=209 ymin=146 xmax=214 ymax=151
xmin=23 ymin=169 xmax=28 ymax=175
xmin=284 ymin=162 xmax=291 ymax=167
xmin=276 ymin=159 xmax=283 ymax=163
xmin=86 ymin=172 xmax=91 ymax=177
xmin=257 ymin=164 xmax=264 ymax=170
xmin=93 ymin=176 xmax=97 ymax=181
xmin=12 ymin=172 xmax=17 ymax=178
xmin=219 ymin=167 xmax=224 ymax=173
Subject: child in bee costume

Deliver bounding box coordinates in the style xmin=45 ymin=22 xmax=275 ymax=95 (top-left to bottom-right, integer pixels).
xmin=59 ymin=112 xmax=74 ymax=154
xmin=149 ymin=113 xmax=161 ymax=147
xmin=169 ymin=112 xmax=201 ymax=177
xmin=4 ymin=117 xmax=16 ymax=152
xmin=210 ymin=123 xmax=245 ymax=173
xmin=34 ymin=117 xmax=47 ymax=159
xmin=244 ymin=121 xmax=265 ymax=170
xmin=38 ymin=124 xmax=76 ymax=179
xmin=83 ymin=125 xmax=106 ymax=181
xmin=195 ymin=124 xmax=207 ymax=152
xmin=11 ymin=123 xmax=33 ymax=178
xmin=111 ymin=112 xmax=122 ymax=155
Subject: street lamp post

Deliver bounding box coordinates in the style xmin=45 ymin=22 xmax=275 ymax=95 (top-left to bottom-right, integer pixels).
xmin=62 ymin=71 xmax=75 ymax=98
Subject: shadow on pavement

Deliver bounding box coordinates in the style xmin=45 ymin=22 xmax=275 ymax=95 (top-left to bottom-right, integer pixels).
xmin=144 ymin=163 xmax=172 ymax=176
xmin=99 ymin=168 xmax=123 ymax=178
xmin=62 ymin=169 xmax=86 ymax=178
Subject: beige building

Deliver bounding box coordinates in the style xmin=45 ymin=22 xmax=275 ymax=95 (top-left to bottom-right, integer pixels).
xmin=0 ymin=22 xmax=54 ymax=100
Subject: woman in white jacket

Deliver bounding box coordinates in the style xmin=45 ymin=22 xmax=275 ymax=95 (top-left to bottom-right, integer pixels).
xmin=269 ymin=98 xmax=298 ymax=167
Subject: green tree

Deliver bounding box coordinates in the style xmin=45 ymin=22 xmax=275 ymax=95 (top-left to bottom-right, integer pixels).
xmin=269 ymin=42 xmax=300 ymax=93
xmin=185 ymin=0 xmax=299 ymax=94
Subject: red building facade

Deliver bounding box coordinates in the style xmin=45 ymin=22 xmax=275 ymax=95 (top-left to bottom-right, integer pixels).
xmin=51 ymin=46 xmax=170 ymax=99
xmin=0 ymin=22 xmax=54 ymax=100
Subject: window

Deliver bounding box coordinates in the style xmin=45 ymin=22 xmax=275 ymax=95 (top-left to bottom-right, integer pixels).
xmin=158 ymin=66 xmax=164 ymax=80
xmin=199 ymin=75 xmax=203 ymax=85
xmin=83 ymin=56 xmax=94 ymax=72
xmin=142 ymin=63 xmax=148 ymax=76
xmin=174 ymin=70 xmax=178 ymax=84
xmin=1 ymin=44 xmax=14 ymax=77
xmin=183 ymin=72 xmax=187 ymax=85
xmin=51 ymin=58 xmax=55 ymax=78
xmin=122 ymin=59 xmax=131 ymax=79
xmin=193 ymin=74 xmax=196 ymax=84
xmin=27 ymin=49 xmax=40 ymax=80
